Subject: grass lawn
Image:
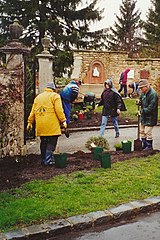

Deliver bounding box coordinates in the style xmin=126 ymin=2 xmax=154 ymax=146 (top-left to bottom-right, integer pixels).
xmin=95 ymin=98 xmax=160 ymax=122
xmin=0 ymin=153 xmax=160 ymax=231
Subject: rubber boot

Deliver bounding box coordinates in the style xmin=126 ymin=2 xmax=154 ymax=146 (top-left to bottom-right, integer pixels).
xmin=115 ymin=132 xmax=119 ymax=138
xmin=141 ymin=138 xmax=147 ymax=150
xmin=143 ymin=140 xmax=153 ymax=150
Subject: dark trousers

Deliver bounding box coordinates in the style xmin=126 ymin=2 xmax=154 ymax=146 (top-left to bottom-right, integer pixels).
xmin=40 ymin=136 xmax=59 ymax=164
xmin=118 ymin=84 xmax=127 ymax=97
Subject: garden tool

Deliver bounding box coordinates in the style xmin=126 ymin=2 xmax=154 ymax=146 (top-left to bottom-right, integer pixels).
xmin=61 ymin=123 xmax=70 ymax=138
xmin=134 ymin=104 xmax=142 ymax=151
xmin=62 ymin=128 xmax=70 ymax=138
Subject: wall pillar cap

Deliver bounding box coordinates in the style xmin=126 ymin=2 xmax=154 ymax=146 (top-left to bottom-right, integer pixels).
xmin=36 ymin=53 xmax=54 ymax=59
xmin=0 ymin=41 xmax=30 ymax=55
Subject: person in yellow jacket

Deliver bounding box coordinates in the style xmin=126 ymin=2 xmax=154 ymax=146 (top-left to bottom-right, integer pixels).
xmin=27 ymin=82 xmax=67 ymax=166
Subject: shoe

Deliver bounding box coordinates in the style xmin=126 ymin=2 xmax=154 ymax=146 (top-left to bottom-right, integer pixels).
xmin=41 ymin=159 xmax=55 ymax=166
xmin=115 ymin=133 xmax=119 ymax=138
xmin=143 ymin=146 xmax=153 ymax=151
xmin=47 ymin=161 xmax=55 ymax=165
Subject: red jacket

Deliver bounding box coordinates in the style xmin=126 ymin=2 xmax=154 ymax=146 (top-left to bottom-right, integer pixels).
xmin=121 ymin=68 xmax=130 ymax=85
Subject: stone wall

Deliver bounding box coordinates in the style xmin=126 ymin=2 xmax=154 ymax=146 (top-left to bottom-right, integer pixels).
xmin=71 ymin=50 xmax=160 ymax=97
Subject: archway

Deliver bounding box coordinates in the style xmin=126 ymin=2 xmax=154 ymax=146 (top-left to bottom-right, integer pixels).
xmin=84 ymin=60 xmax=106 ymax=84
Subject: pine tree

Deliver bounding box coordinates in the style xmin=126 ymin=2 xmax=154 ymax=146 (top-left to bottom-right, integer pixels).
xmin=0 ymin=0 xmax=106 ymax=76
xmin=143 ymin=0 xmax=160 ymax=57
xmin=0 ymin=0 xmax=105 ymax=49
xmin=107 ymin=0 xmax=142 ymax=55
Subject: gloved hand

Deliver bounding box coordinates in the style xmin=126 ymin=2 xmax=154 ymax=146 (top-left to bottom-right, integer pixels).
xmin=136 ymin=110 xmax=141 ymax=116
xmin=95 ymin=104 xmax=99 ymax=109
xmin=117 ymin=109 xmax=121 ymax=115
xmin=62 ymin=121 xmax=67 ymax=129
xmin=27 ymin=123 xmax=32 ymax=131
xmin=136 ymin=99 xmax=141 ymax=106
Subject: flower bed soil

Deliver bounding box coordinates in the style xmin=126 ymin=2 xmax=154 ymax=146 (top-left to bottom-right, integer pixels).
xmin=0 ymin=112 xmax=158 ymax=192
xmin=0 ymin=149 xmax=159 ymax=192
xmin=68 ymin=112 xmax=137 ymax=128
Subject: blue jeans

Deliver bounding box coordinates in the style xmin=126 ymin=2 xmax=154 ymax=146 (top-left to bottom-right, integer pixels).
xmin=100 ymin=115 xmax=119 ymax=137
xmin=40 ymin=136 xmax=58 ymax=165
xmin=61 ymin=99 xmax=71 ymax=124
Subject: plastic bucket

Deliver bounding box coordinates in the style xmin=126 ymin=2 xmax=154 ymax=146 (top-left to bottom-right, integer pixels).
xmin=54 ymin=153 xmax=67 ymax=168
xmin=100 ymin=152 xmax=111 ymax=168
xmin=78 ymin=113 xmax=84 ymax=119
xmin=93 ymin=147 xmax=103 ymax=160
xmin=122 ymin=141 xmax=132 ymax=154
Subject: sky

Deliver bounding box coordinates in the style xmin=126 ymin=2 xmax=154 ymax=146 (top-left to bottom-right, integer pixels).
xmin=89 ymin=0 xmax=152 ymax=31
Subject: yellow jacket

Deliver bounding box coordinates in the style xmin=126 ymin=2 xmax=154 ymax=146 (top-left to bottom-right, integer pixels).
xmin=28 ymin=88 xmax=66 ymax=136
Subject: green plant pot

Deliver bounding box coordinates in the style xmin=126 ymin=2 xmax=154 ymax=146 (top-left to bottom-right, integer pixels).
xmin=54 ymin=153 xmax=67 ymax=168
xmin=86 ymin=112 xmax=92 ymax=119
xmin=99 ymin=152 xmax=111 ymax=168
xmin=115 ymin=147 xmax=123 ymax=151
xmin=93 ymin=147 xmax=103 ymax=160
xmin=122 ymin=141 xmax=132 ymax=154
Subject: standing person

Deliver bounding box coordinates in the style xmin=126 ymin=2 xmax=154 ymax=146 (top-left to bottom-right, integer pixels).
xmin=118 ymin=68 xmax=130 ymax=98
xmin=97 ymin=79 xmax=126 ymax=138
xmin=128 ymin=82 xmax=139 ymax=97
xmin=137 ymin=79 xmax=158 ymax=150
xmin=27 ymin=82 xmax=67 ymax=166
xmin=60 ymin=80 xmax=81 ymax=124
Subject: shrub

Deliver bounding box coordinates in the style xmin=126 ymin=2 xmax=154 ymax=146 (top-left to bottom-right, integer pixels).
xmin=114 ymin=143 xmax=123 ymax=151
xmin=85 ymin=136 xmax=109 ymax=150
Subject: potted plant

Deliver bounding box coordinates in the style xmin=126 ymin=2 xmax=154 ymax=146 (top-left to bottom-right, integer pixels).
xmin=78 ymin=110 xmax=84 ymax=119
xmin=121 ymin=140 xmax=132 ymax=153
xmin=114 ymin=142 xmax=123 ymax=151
xmin=72 ymin=113 xmax=78 ymax=121
xmin=85 ymin=106 xmax=92 ymax=119
xmin=85 ymin=136 xmax=109 ymax=151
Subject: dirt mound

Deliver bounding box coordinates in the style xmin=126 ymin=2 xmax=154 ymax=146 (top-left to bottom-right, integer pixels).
xmin=0 ymin=149 xmax=159 ymax=192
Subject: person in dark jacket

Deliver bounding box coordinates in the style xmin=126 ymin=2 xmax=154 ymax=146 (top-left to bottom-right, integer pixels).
xmin=97 ymin=79 xmax=126 ymax=138
xmin=60 ymin=80 xmax=81 ymax=124
xmin=118 ymin=68 xmax=130 ymax=98
xmin=137 ymin=79 xmax=158 ymax=150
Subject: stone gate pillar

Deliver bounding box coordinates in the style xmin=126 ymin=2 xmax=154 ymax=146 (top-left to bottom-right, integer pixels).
xmin=0 ymin=19 xmax=30 ymax=158
xmin=36 ymin=35 xmax=54 ymax=93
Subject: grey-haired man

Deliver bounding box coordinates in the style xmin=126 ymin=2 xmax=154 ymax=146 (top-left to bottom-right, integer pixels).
xmin=137 ymin=79 xmax=158 ymax=150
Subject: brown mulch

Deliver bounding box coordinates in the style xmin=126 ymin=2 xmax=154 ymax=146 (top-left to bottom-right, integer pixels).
xmin=1 ymin=112 xmax=158 ymax=192
xmin=0 ymin=149 xmax=159 ymax=192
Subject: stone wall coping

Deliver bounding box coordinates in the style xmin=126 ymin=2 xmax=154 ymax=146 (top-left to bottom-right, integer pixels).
xmin=0 ymin=41 xmax=30 ymax=55
xmin=73 ymin=49 xmax=128 ymax=54
xmin=2 ymin=196 xmax=160 ymax=239
xmin=126 ymin=58 xmax=160 ymax=61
